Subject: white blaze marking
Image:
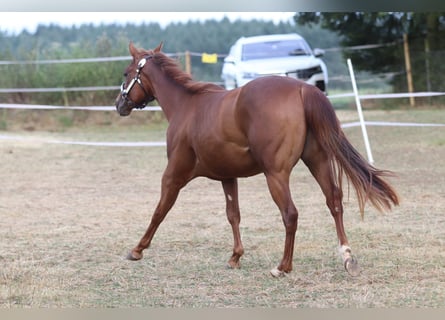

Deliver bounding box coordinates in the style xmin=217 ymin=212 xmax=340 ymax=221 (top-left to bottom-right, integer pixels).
xmin=227 ymin=194 xmax=233 ymax=201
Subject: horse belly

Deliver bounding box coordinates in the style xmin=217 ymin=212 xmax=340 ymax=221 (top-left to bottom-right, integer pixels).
xmin=195 ymin=143 xmax=261 ymax=179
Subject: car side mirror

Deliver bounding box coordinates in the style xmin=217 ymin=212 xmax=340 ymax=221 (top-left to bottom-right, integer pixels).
xmin=313 ymin=48 xmax=325 ymax=58
xmin=224 ymin=56 xmax=236 ymax=64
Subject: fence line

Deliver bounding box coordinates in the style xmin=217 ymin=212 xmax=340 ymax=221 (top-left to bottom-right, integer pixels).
xmin=0 ymin=86 xmax=120 ymax=93
xmin=0 ymin=103 xmax=161 ymax=111
xmin=0 ymin=56 xmax=130 ymax=65
xmin=2 ymin=89 xmax=445 ymax=111
xmin=0 ymin=42 xmax=398 ymax=66
xmin=1 ymin=44 xmax=442 ymax=149
xmin=328 ymin=91 xmax=445 ymax=100
xmin=0 ymin=53 xmax=176 ymax=65
xmin=0 ymin=133 xmax=166 ymax=147
xmin=0 ymin=77 xmax=382 ymax=93
xmin=1 ymin=120 xmax=443 ymax=148
xmin=0 ymin=42 xmax=424 ymax=94
xmin=341 ymin=121 xmax=445 ymax=128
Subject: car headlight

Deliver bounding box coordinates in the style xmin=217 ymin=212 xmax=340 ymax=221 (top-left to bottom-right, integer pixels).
xmin=288 ymin=65 xmax=324 ymax=80
xmin=312 ymin=65 xmax=323 ymax=74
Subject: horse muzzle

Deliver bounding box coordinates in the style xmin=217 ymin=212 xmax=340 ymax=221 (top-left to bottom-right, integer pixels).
xmin=115 ymin=94 xmax=133 ymax=116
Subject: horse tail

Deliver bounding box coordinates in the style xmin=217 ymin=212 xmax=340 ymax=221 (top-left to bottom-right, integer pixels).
xmin=302 ymin=86 xmax=399 ymax=216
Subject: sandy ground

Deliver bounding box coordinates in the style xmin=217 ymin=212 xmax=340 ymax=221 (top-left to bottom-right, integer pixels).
xmin=1 ymin=109 xmax=444 ymax=307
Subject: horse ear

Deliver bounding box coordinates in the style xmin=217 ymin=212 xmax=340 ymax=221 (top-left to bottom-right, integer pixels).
xmin=129 ymin=41 xmax=138 ymax=57
xmin=154 ymin=42 xmax=164 ymax=53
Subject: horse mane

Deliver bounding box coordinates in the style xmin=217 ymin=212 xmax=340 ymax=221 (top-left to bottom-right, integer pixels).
xmin=150 ymin=51 xmax=224 ymax=94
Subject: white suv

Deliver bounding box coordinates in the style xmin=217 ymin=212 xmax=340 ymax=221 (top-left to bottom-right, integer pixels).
xmin=221 ymin=33 xmax=328 ymax=93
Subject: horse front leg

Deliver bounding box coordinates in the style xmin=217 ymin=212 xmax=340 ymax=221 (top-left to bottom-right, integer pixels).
xmin=222 ymin=178 xmax=244 ymax=269
xmin=127 ymin=169 xmax=189 ymax=261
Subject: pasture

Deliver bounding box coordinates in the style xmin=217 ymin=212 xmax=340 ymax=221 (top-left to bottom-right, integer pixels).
xmin=0 ymin=109 xmax=444 ymax=307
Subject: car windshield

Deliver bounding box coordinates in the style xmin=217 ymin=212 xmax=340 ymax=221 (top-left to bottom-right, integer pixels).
xmin=241 ymin=39 xmax=312 ymax=61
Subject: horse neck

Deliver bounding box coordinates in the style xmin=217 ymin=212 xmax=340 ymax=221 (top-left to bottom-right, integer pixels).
xmin=144 ymin=62 xmax=190 ymax=121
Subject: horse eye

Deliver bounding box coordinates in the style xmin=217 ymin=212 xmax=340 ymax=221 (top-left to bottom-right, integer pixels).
xmin=123 ymin=72 xmax=128 ymax=77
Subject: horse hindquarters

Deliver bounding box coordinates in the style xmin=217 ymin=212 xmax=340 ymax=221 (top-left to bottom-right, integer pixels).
xmin=235 ymin=79 xmax=309 ymax=276
xmin=301 ymin=85 xmax=399 ymax=214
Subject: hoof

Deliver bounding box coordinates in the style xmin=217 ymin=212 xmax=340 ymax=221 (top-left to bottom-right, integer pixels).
xmin=344 ymin=256 xmax=360 ymax=276
xmin=226 ymin=261 xmax=241 ymax=269
xmin=126 ymin=251 xmax=143 ymax=261
xmin=270 ymin=267 xmax=286 ymax=278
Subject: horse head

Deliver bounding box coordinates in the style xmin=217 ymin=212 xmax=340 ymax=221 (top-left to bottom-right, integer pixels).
xmin=115 ymin=42 xmax=163 ymax=116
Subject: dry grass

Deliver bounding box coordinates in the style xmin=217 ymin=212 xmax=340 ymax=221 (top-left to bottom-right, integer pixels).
xmin=0 ymin=109 xmax=444 ymax=307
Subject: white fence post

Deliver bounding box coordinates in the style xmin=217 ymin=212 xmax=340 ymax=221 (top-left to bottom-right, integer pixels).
xmin=347 ymin=58 xmax=374 ymax=164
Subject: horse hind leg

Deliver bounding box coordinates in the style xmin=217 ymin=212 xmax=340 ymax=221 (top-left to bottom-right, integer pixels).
xmin=302 ymin=142 xmax=360 ymax=276
xmin=264 ymin=172 xmax=299 ymax=277
xmin=222 ymin=178 xmax=244 ymax=269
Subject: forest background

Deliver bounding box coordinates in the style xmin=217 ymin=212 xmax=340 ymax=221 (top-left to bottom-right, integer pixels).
xmin=0 ymin=12 xmax=444 ymax=107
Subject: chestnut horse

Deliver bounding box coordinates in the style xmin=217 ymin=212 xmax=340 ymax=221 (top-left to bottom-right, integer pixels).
xmin=115 ymin=42 xmax=399 ymax=277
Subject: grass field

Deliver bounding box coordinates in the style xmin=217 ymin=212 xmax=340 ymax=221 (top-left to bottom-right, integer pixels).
xmin=0 ymin=109 xmax=444 ymax=307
